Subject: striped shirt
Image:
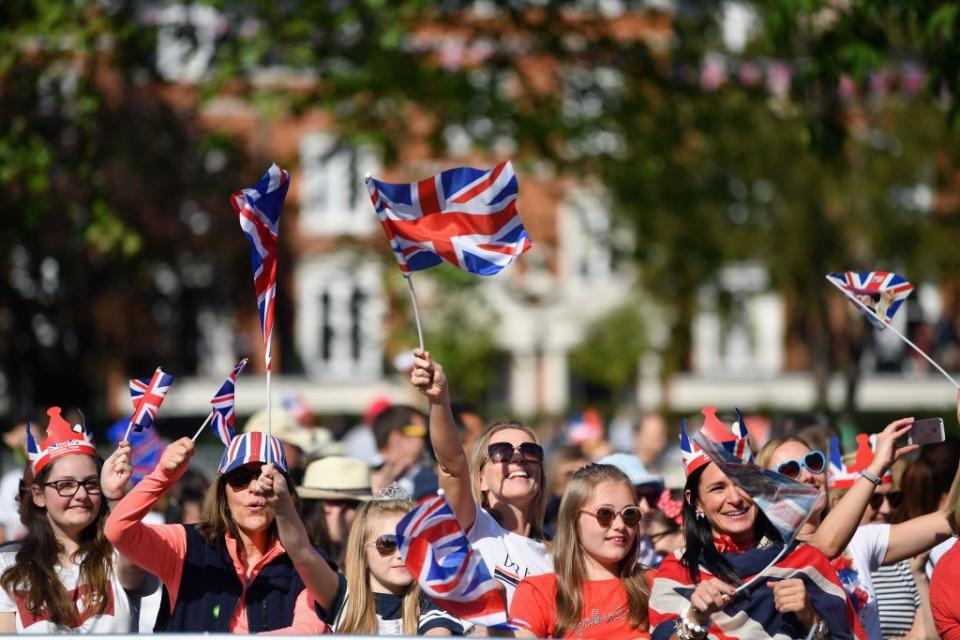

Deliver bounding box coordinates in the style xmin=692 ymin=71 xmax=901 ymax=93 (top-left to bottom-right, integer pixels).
xmin=870 ymin=561 xmax=920 ymax=638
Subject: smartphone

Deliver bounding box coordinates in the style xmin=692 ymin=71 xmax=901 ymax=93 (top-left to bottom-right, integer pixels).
xmin=908 ymin=418 xmax=946 ymax=446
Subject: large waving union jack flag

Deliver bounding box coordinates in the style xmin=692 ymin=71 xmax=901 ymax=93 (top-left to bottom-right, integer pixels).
xmin=396 ymin=496 xmax=510 ymax=629
xmin=826 ymin=271 xmax=913 ymax=330
xmin=366 ymin=161 xmax=532 ymax=275
xmin=129 ymin=367 xmax=175 ymax=432
xmin=209 ymin=358 xmax=248 ymax=447
xmin=232 ymin=164 xmax=290 ymax=371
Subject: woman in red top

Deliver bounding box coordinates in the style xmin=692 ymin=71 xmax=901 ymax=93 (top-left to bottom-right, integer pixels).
xmin=509 ymin=464 xmax=649 ymax=638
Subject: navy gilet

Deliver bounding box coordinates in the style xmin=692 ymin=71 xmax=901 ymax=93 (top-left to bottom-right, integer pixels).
xmin=161 ymin=524 xmax=307 ymax=632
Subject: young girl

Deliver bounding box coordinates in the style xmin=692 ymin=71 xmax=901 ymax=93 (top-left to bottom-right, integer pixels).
xmin=509 ymin=464 xmax=649 ymax=638
xmin=0 ymin=407 xmax=140 ymax=633
xmin=328 ymin=491 xmax=464 ymax=635
xmin=411 ymin=350 xmax=552 ymax=606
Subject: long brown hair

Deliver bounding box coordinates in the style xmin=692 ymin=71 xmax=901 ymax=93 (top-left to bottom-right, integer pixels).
xmin=338 ymin=499 xmax=419 ymax=635
xmin=553 ymin=463 xmax=648 ymax=637
xmin=195 ymin=469 xmax=301 ymax=559
xmin=469 ymin=421 xmax=547 ymax=540
xmin=0 ymin=457 xmax=114 ymax=627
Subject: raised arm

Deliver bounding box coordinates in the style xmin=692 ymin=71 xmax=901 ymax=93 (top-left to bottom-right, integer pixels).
xmin=100 ymin=440 xmax=146 ymax=591
xmin=104 ymin=438 xmax=194 ymax=603
xmin=411 ymin=349 xmax=476 ymax=532
xmin=253 ymin=463 xmax=340 ymax=611
xmin=809 ymin=418 xmax=916 ymax=558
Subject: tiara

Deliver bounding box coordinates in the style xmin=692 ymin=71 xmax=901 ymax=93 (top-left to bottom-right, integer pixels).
xmin=373 ymin=483 xmax=412 ymax=502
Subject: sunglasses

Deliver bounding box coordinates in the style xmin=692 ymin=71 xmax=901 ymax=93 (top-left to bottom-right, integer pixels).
xmin=401 ymin=423 xmax=427 ymax=438
xmin=372 ymin=534 xmax=399 ymax=556
xmin=775 ymin=451 xmax=826 ymax=479
xmin=43 ymin=479 xmax=101 ymax=498
xmin=580 ymin=506 xmax=643 ymax=528
xmin=869 ymin=491 xmax=904 ymax=510
xmin=225 ymin=467 xmax=262 ymax=490
xmin=487 ymin=442 xmax=544 ymax=464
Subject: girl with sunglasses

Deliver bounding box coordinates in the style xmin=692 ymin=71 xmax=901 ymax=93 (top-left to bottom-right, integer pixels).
xmin=105 ymin=432 xmax=339 ymax=633
xmin=325 ymin=491 xmax=464 ymax=635
xmin=758 ymin=421 xmax=955 ymax=640
xmin=649 ymin=408 xmax=865 ymax=640
xmin=411 ymin=350 xmax=551 ymax=607
xmin=0 ymin=408 xmax=142 ymax=633
xmin=510 ymin=464 xmax=649 ymax=638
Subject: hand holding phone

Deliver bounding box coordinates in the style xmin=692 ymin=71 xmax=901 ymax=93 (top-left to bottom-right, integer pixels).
xmin=908 ymin=417 xmax=946 ymax=446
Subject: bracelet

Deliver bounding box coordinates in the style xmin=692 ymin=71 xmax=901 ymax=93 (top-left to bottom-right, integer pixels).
xmin=675 ymin=607 xmax=708 ymax=639
xmin=810 ymin=616 xmax=827 ymax=640
xmin=859 ymin=470 xmax=882 ymax=487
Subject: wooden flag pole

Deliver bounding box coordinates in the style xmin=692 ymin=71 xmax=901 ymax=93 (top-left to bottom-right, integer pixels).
xmin=405 ymin=273 xmax=426 ymax=353
xmin=828 ymin=276 xmax=960 ymax=388
xmin=266 ymin=355 xmax=274 ymax=466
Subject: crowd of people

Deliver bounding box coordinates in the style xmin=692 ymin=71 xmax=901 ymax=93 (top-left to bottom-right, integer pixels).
xmin=1 ymin=349 xmax=960 ymax=638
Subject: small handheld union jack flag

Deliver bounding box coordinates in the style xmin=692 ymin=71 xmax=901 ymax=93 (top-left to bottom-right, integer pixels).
xmin=209 ymin=358 xmax=249 ymax=446
xmin=366 ymin=161 xmax=532 ymax=276
xmin=396 ymin=495 xmax=511 ymax=629
xmin=128 ymin=367 xmax=175 ymax=434
xmin=825 ymin=271 xmax=913 ymax=330
xmin=232 ymin=164 xmax=290 ymax=372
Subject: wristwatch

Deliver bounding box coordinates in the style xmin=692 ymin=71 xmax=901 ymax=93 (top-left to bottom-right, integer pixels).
xmin=859 ymin=469 xmax=882 ymax=487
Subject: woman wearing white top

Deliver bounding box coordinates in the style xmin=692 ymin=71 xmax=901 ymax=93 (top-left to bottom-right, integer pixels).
xmin=411 ymin=350 xmax=552 ymax=606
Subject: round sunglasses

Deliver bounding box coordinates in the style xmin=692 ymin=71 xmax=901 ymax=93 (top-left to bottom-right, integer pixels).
xmin=486 ymin=442 xmax=544 ymax=464
xmin=869 ymin=491 xmax=903 ymax=510
xmin=372 ymin=534 xmax=399 ymax=556
xmin=775 ymin=450 xmax=826 ymax=479
xmin=580 ymin=505 xmax=643 ymax=528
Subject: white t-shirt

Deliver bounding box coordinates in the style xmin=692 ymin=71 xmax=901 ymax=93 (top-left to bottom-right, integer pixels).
xmin=847 ymin=523 xmax=891 ymax=640
xmin=0 ymin=470 xmax=26 ymax=542
xmin=466 ymin=504 xmax=552 ymax=607
xmin=0 ymin=550 xmax=133 ymax=633
xmin=926 ymin=537 xmax=956 ymax=580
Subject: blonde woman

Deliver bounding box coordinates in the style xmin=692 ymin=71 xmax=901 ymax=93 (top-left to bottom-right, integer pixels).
xmin=330 ymin=492 xmax=463 ymax=635
xmin=411 ymin=350 xmax=551 ymax=606
xmin=509 ymin=464 xmax=649 ymax=638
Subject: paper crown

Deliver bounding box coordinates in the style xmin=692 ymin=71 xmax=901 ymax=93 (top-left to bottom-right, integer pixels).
xmin=827 ymin=435 xmax=892 ymax=490
xmin=680 ymin=406 xmax=753 ymax=477
xmin=26 ymin=407 xmax=97 ymax=475
xmin=218 ymin=431 xmax=288 ymax=476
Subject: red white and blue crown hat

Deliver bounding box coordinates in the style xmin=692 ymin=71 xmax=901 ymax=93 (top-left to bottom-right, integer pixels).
xmin=26 ymin=407 xmax=98 ymax=475
xmin=679 ymin=406 xmax=753 ymax=477
xmin=218 ymin=430 xmax=288 ymax=476
xmin=827 ymin=434 xmax=892 ymax=490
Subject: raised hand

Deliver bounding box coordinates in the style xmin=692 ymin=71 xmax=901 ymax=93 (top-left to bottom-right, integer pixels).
xmin=251 ymin=463 xmax=295 ymax=516
xmin=101 ymin=441 xmax=132 ymax=501
xmin=159 ymin=437 xmax=195 ymax=476
xmin=868 ymin=417 xmax=918 ymax=477
xmin=410 ymin=349 xmax=448 ymax=402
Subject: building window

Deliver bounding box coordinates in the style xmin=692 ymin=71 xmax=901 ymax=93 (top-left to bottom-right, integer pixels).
xmin=151 ymin=4 xmax=221 ymax=83
xmin=296 ymin=256 xmax=383 ymax=380
xmin=559 ymin=187 xmax=613 ymax=285
xmin=299 ymin=133 xmax=378 ymax=236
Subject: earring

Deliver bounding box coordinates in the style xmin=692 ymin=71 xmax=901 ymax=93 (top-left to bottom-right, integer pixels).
xmin=695 ymin=509 xmax=705 ymax=520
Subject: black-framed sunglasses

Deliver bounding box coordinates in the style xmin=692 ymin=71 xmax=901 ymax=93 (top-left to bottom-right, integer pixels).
xmin=580 ymin=506 xmax=643 ymax=528
xmin=487 ymin=442 xmax=544 ymax=464
xmin=869 ymin=491 xmax=904 ymax=510
xmin=775 ymin=450 xmax=826 ymax=479
xmin=372 ymin=534 xmax=399 ymax=556
xmin=43 ymin=479 xmax=101 ymax=498
xmin=225 ymin=467 xmax=262 ymax=490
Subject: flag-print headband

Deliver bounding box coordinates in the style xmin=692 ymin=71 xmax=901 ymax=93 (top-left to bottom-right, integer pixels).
xmin=26 ymin=407 xmax=97 ymax=475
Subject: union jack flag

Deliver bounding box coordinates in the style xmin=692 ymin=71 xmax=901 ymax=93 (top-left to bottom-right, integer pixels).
xmin=366 ymin=161 xmax=532 ymax=275
xmin=219 ymin=431 xmax=288 ymax=475
xmin=826 ymin=271 xmax=913 ymax=330
xmin=129 ymin=367 xmax=175 ymax=432
xmin=231 ymin=164 xmax=290 ymax=371
xmin=396 ymin=496 xmax=510 ymax=629
xmin=209 ymin=358 xmax=248 ymax=447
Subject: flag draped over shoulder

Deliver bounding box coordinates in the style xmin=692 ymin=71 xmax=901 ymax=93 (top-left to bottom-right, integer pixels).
xmin=366 ymin=161 xmax=532 ymax=275
xmin=231 ymin=164 xmax=290 ymax=371
xmin=692 ymin=432 xmax=822 ymax=545
xmin=396 ymin=496 xmax=510 ymax=628
xmin=650 ymin=544 xmax=867 ymax=640
xmin=209 ymin=358 xmax=248 ymax=446
xmin=128 ymin=367 xmax=174 ymax=432
xmin=826 ymin=271 xmax=913 ymax=330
